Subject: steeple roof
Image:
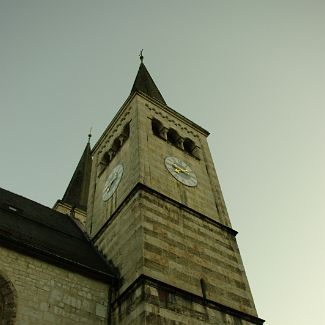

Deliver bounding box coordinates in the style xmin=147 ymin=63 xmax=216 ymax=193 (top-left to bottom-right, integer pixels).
xmin=131 ymin=62 xmax=167 ymax=105
xmin=62 ymin=141 xmax=92 ymax=211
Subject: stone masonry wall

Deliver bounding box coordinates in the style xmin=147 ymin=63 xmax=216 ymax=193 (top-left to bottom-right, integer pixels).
xmin=111 ymin=279 xmax=262 ymax=325
xmin=93 ymin=188 xmax=258 ymax=321
xmin=111 ymin=283 xmax=145 ymax=325
xmin=144 ymin=282 xmax=259 ymax=325
xmin=140 ymin=190 xmax=258 ymax=317
xmin=87 ymin=99 xmax=140 ymax=238
xmin=136 ymin=96 xmax=232 ymax=228
xmin=0 ymin=246 xmax=110 ymax=324
xmin=94 ymin=192 xmax=143 ymax=295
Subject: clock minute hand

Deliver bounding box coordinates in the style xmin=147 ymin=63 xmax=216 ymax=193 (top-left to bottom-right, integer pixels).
xmin=103 ymin=183 xmax=110 ymax=192
xmin=172 ymin=163 xmax=180 ymax=173
xmin=105 ymin=173 xmax=118 ymax=192
xmin=172 ymin=163 xmax=189 ymax=175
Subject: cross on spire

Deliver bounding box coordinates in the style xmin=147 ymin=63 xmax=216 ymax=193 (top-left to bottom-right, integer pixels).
xmin=140 ymin=49 xmax=144 ymax=63
xmin=131 ymin=51 xmax=166 ymax=105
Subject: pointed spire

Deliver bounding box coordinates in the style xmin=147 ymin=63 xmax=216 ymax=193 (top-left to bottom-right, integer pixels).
xmin=130 ymin=51 xmax=166 ymax=105
xmin=62 ymin=140 xmax=92 ymax=211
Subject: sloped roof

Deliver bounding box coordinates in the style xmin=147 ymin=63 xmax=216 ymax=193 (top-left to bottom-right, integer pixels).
xmin=0 ymin=187 xmax=117 ymax=282
xmin=62 ymin=142 xmax=92 ymax=211
xmin=131 ymin=62 xmax=167 ymax=105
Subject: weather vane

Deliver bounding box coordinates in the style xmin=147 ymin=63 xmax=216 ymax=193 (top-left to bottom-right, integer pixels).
xmin=88 ymin=127 xmax=93 ymax=143
xmin=140 ymin=49 xmax=144 ymax=63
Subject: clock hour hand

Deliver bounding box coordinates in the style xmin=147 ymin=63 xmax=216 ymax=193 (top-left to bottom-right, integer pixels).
xmin=104 ymin=173 xmax=117 ymax=193
xmin=172 ymin=163 xmax=189 ymax=175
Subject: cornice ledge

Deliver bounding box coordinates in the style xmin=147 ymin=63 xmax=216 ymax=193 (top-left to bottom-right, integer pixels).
xmin=91 ymin=182 xmax=238 ymax=242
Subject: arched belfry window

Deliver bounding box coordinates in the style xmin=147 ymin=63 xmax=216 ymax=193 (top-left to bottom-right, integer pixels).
xmin=152 ymin=118 xmax=166 ymax=139
xmin=184 ymin=138 xmax=195 ymax=154
xmin=167 ymin=128 xmax=179 ymax=145
xmin=97 ymin=121 xmax=131 ymax=176
xmin=98 ymin=151 xmax=110 ymax=176
xmin=122 ymin=123 xmax=130 ymax=139
xmin=0 ymin=273 xmax=17 ymax=324
xmin=112 ymin=138 xmax=121 ymax=154
xmin=184 ymin=138 xmax=201 ymax=159
xmin=151 ymin=118 xmax=200 ymax=159
xmin=102 ymin=152 xmax=110 ymax=165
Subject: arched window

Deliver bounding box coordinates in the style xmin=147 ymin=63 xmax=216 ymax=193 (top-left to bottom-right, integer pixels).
xmin=98 ymin=122 xmax=131 ymax=176
xmin=98 ymin=152 xmax=110 ymax=176
xmin=152 ymin=118 xmax=164 ymax=138
xmin=0 ymin=273 xmax=17 ymax=324
xmin=102 ymin=152 xmax=110 ymax=165
xmin=112 ymin=138 xmax=121 ymax=153
xmin=183 ymin=138 xmax=196 ymax=154
xmin=184 ymin=138 xmax=201 ymax=159
xmin=118 ymin=123 xmax=130 ymax=146
xmin=122 ymin=122 xmax=130 ymax=139
xmin=167 ymin=128 xmax=180 ymax=145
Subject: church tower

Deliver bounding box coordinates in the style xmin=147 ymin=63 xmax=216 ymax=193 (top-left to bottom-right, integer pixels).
xmin=86 ymin=56 xmax=264 ymax=324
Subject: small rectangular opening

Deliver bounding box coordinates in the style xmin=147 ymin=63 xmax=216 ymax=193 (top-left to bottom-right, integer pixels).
xmin=8 ymin=206 xmax=18 ymax=212
xmin=1 ymin=204 xmax=22 ymax=214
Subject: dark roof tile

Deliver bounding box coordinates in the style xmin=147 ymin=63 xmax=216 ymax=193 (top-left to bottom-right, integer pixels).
xmin=0 ymin=187 xmax=117 ymax=282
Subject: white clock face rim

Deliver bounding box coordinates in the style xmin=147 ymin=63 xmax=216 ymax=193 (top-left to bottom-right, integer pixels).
xmin=102 ymin=164 xmax=124 ymax=201
xmin=165 ymin=156 xmax=197 ymax=187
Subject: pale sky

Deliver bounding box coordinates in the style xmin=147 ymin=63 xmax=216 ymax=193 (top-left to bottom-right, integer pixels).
xmin=1 ymin=1 xmax=324 ymax=324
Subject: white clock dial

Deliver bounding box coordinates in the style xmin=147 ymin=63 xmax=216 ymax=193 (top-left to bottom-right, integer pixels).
xmin=165 ymin=156 xmax=197 ymax=187
xmin=102 ymin=164 xmax=124 ymax=201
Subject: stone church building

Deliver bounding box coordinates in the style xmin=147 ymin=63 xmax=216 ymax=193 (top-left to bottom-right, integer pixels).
xmin=0 ymin=58 xmax=264 ymax=324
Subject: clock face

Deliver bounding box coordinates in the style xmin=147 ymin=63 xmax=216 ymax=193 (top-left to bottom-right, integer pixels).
xmin=165 ymin=156 xmax=197 ymax=187
xmin=102 ymin=164 xmax=124 ymax=201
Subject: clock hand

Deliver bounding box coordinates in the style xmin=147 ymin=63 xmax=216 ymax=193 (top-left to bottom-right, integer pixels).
xmin=103 ymin=183 xmax=110 ymax=192
xmin=172 ymin=163 xmax=190 ymax=175
xmin=104 ymin=173 xmax=118 ymax=192
xmin=172 ymin=164 xmax=181 ymax=173
xmin=109 ymin=177 xmax=118 ymax=190
xmin=172 ymin=163 xmax=182 ymax=172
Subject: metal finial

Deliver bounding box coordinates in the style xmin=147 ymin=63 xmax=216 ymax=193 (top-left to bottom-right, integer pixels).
xmin=139 ymin=49 xmax=144 ymax=63
xmin=88 ymin=127 xmax=93 ymax=143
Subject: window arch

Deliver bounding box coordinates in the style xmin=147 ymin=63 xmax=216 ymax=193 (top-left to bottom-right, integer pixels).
xmin=0 ymin=273 xmax=17 ymax=325
xmin=102 ymin=152 xmax=110 ymax=165
xmin=151 ymin=118 xmax=201 ymax=159
xmin=122 ymin=122 xmax=130 ymax=139
xmin=183 ymin=138 xmax=196 ymax=154
xmin=152 ymin=118 xmax=164 ymax=137
xmin=98 ymin=152 xmax=110 ymax=176
xmin=111 ymin=138 xmax=121 ymax=154
xmin=184 ymin=138 xmax=201 ymax=159
xmin=167 ymin=128 xmax=180 ymax=146
xmin=97 ymin=122 xmax=131 ymax=176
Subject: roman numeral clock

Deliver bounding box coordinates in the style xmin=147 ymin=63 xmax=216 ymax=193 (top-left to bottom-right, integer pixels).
xmin=164 ymin=156 xmax=197 ymax=187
